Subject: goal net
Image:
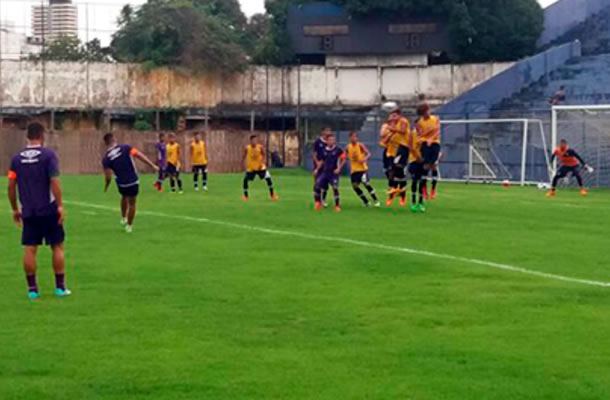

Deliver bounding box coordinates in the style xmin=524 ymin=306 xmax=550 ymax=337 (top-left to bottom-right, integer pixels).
xmin=441 ymin=119 xmax=552 ymax=185
xmin=552 ymin=105 xmax=610 ymax=188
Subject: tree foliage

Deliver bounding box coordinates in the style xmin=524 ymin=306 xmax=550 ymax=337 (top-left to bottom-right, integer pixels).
xmin=29 ymin=36 xmax=112 ymax=63
xmin=260 ymin=0 xmax=544 ymax=64
xmin=111 ymin=0 xmax=250 ymax=73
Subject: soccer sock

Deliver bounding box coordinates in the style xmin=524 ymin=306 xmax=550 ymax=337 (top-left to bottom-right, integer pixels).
xmin=399 ymin=181 xmax=407 ymax=200
xmin=322 ymin=190 xmax=328 ymax=202
xmin=411 ymin=179 xmax=418 ymax=204
xmin=170 ymin=178 xmax=176 ymax=191
xmin=314 ymin=186 xmax=322 ymax=203
xmin=551 ymin=175 xmax=559 ymax=189
xmin=419 ymin=180 xmax=425 ymax=204
xmin=202 ymin=171 xmax=208 ymax=187
xmin=353 ymin=186 xmax=369 ymax=205
xmin=55 ymin=273 xmax=66 ymax=291
xmin=177 ymin=178 xmax=183 ymax=191
xmin=575 ymin=173 xmax=584 ymax=187
xmin=364 ymin=183 xmax=378 ymax=202
xmin=265 ymin=177 xmax=275 ymax=196
xmin=332 ymin=186 xmax=340 ymax=207
xmin=26 ymin=274 xmax=38 ymax=293
xmin=432 ymin=170 xmax=439 ymax=191
xmin=193 ymin=171 xmax=199 ymax=188
xmin=243 ymin=177 xmax=249 ymax=198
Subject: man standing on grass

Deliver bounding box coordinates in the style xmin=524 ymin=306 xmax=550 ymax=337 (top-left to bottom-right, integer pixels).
xmin=242 ymin=135 xmax=279 ymax=201
xmin=102 ymin=133 xmax=158 ymax=233
xmin=154 ymin=132 xmax=167 ymax=192
xmin=314 ymin=134 xmax=346 ymax=212
xmin=191 ymin=132 xmax=209 ymax=192
xmin=415 ymin=104 xmax=442 ymax=200
xmin=7 ymin=122 xmax=70 ymax=300
xmin=346 ymin=131 xmax=380 ymax=207
xmin=547 ymin=139 xmax=593 ymax=197
xmin=166 ymin=132 xmax=184 ymax=194
xmin=313 ymin=127 xmax=332 ymax=207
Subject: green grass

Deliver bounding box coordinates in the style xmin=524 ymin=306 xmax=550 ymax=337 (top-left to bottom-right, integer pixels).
xmin=1 ymin=170 xmax=609 ymax=400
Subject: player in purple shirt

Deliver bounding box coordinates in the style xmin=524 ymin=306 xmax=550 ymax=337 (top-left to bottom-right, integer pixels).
xmin=102 ymin=133 xmax=158 ymax=233
xmin=154 ymin=132 xmax=168 ymax=192
xmin=314 ymin=134 xmax=346 ymax=212
xmin=313 ymin=127 xmax=332 ymax=207
xmin=7 ymin=123 xmax=70 ymax=300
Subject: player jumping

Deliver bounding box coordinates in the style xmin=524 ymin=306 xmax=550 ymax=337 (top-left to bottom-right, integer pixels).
xmin=346 ymin=132 xmax=380 ymax=207
xmin=547 ymin=139 xmax=592 ymax=197
xmin=408 ymin=127 xmax=427 ymax=213
xmin=154 ymin=132 xmax=167 ymax=192
xmin=191 ymin=132 xmax=208 ymax=192
xmin=386 ymin=108 xmax=411 ymax=206
xmin=103 ymin=133 xmax=158 ymax=233
xmin=242 ymin=135 xmax=279 ymax=201
xmin=166 ymin=133 xmax=183 ymax=194
xmin=314 ymin=134 xmax=346 ymax=212
xmin=313 ymin=127 xmax=332 ymax=207
xmin=7 ymin=122 xmax=70 ymax=299
xmin=416 ymin=104 xmax=442 ymax=200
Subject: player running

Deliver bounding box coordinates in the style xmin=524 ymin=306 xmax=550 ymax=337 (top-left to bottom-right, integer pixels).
xmin=154 ymin=132 xmax=167 ymax=192
xmin=346 ymin=132 xmax=380 ymax=207
xmin=415 ymin=104 xmax=442 ymax=200
xmin=166 ymin=133 xmax=183 ymax=194
xmin=314 ymin=134 xmax=346 ymax=212
xmin=7 ymin=123 xmax=70 ymax=300
xmin=242 ymin=135 xmax=279 ymax=201
xmin=313 ymin=127 xmax=332 ymax=207
xmin=191 ymin=132 xmax=208 ymax=192
xmin=102 ymin=133 xmax=158 ymax=233
xmin=386 ymin=108 xmax=411 ymax=205
xmin=547 ymin=139 xmax=592 ymax=197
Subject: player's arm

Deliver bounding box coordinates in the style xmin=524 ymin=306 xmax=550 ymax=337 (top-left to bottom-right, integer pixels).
xmin=103 ymin=168 xmax=113 ymax=193
xmin=360 ymin=144 xmax=371 ymax=161
xmin=7 ymin=170 xmax=21 ymax=228
xmin=50 ymin=177 xmax=64 ymax=224
xmin=335 ymin=153 xmax=347 ymax=175
xmin=132 ymin=148 xmax=159 ymax=171
xmin=568 ymin=149 xmax=593 ymax=171
xmin=260 ymin=147 xmax=267 ymax=167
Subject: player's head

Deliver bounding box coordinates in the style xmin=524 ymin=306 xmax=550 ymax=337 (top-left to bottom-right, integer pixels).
xmin=388 ymin=108 xmax=401 ymax=122
xmin=26 ymin=122 xmax=45 ymax=144
xmin=158 ymin=132 xmax=165 ymax=143
xmin=327 ymin=134 xmax=336 ymax=147
xmin=168 ymin=132 xmax=176 ymax=143
xmin=349 ymin=131 xmax=359 ymax=144
xmin=250 ymin=135 xmax=258 ymax=145
xmin=322 ymin=127 xmax=332 ymax=139
xmin=103 ymin=133 xmax=116 ymax=147
xmin=417 ymin=103 xmax=431 ymax=118
xmin=194 ymin=132 xmax=201 ymax=141
xmin=559 ymin=139 xmax=568 ymax=149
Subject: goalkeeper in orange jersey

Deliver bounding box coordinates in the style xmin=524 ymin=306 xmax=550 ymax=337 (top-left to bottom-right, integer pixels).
xmin=547 ymin=139 xmax=593 ymax=197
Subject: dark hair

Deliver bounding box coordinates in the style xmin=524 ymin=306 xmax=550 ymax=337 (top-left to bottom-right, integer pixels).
xmin=158 ymin=132 xmax=165 ymax=139
xmin=349 ymin=131 xmax=357 ymax=137
xmin=417 ymin=104 xmax=430 ymax=116
xmin=560 ymin=139 xmax=568 ymax=144
xmin=103 ymin=133 xmax=114 ymax=145
xmin=250 ymin=135 xmax=257 ymax=140
xmin=26 ymin=122 xmax=45 ymax=140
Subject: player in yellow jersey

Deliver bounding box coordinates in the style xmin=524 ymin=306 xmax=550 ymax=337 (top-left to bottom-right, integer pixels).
xmin=407 ymin=128 xmax=426 ymax=213
xmin=380 ymin=121 xmax=403 ymax=206
xmin=190 ymin=132 xmax=208 ymax=192
xmin=242 ymin=135 xmax=279 ymax=201
xmin=166 ymin=133 xmax=183 ymax=194
xmin=346 ymin=132 xmax=380 ymax=207
xmin=379 ymin=123 xmax=393 ymax=187
xmin=415 ymin=104 xmax=442 ymax=199
xmin=385 ymin=109 xmax=410 ymax=206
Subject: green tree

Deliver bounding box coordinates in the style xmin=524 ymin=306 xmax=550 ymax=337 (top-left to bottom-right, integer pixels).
xmin=111 ymin=0 xmax=249 ymax=72
xmin=29 ymin=36 xmax=112 ymax=63
xmin=260 ymin=0 xmax=544 ymax=64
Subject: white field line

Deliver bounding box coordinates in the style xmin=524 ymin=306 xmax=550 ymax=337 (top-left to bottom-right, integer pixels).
xmin=65 ymin=200 xmax=610 ymax=289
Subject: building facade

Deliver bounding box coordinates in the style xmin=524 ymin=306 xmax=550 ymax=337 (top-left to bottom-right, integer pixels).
xmin=32 ymin=0 xmax=78 ymax=41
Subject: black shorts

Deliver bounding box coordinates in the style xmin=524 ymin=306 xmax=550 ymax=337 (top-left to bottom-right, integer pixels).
xmin=382 ymin=149 xmax=394 ymax=172
xmin=246 ymin=170 xmax=270 ymax=181
xmin=557 ymin=165 xmax=580 ymax=178
xmin=422 ymin=143 xmax=441 ymax=165
xmin=193 ymin=164 xmax=208 ymax=174
xmin=167 ymin=163 xmax=180 ymax=176
xmin=22 ymin=215 xmax=65 ymax=247
xmin=118 ymin=184 xmax=140 ymax=198
xmin=395 ymin=145 xmax=410 ymax=166
xmin=351 ymin=171 xmax=370 ymax=184
xmin=409 ymin=162 xmax=425 ymax=179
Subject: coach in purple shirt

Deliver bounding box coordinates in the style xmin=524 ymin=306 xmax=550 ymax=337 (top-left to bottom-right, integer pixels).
xmin=7 ymin=122 xmax=71 ymax=300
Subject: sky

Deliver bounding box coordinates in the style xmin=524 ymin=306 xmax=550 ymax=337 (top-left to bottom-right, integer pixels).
xmin=1 ymin=0 xmax=558 ymax=46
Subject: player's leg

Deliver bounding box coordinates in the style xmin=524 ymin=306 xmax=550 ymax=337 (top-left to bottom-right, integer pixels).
xmin=331 ymin=179 xmax=341 ymax=211
xmin=548 ymin=167 xmax=567 ymax=196
xmin=155 ymin=167 xmax=165 ymax=192
xmin=243 ymin=172 xmax=253 ymax=200
xmin=313 ymin=175 xmax=328 ymax=210
xmin=263 ymin=171 xmax=278 ymax=200
xmin=176 ymin=170 xmax=183 ymax=193
xmin=430 ymin=144 xmax=441 ymax=199
xmin=193 ymin=166 xmax=200 ymax=190
xmin=202 ymin=165 xmax=208 ymax=191
xmin=418 ymin=177 xmax=426 ymax=212
xmin=169 ymin=171 xmax=176 ymax=192
xmin=51 ymin=243 xmax=70 ymax=296
xmin=352 ymin=178 xmax=369 ymax=206
xmin=24 ymin=246 xmax=39 ymax=298
xmin=362 ymin=173 xmax=379 ymax=206
xmin=126 ymin=196 xmax=137 ymax=232
xmin=395 ymin=166 xmax=408 ymax=206
xmin=120 ymin=196 xmax=128 ymax=225
xmin=572 ymin=169 xmax=588 ymax=195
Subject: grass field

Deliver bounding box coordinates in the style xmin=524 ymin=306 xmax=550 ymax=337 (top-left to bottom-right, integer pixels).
xmin=1 ymin=170 xmax=609 ymax=400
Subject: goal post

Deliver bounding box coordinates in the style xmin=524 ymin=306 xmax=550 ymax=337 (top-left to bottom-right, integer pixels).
xmin=552 ymin=105 xmax=610 ymax=188
xmin=441 ymin=118 xmax=552 ymax=186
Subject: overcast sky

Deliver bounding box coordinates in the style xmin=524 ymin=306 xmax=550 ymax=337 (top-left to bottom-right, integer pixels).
xmin=1 ymin=0 xmax=559 ymax=45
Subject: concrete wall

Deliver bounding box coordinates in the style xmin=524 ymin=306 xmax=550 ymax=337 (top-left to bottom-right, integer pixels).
xmin=0 ymin=60 xmax=512 ymax=110
xmin=539 ymin=0 xmax=610 ymax=47
xmin=438 ymin=41 xmax=582 ymax=118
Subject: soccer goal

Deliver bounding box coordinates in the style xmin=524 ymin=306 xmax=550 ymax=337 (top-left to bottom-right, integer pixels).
xmin=552 ymin=105 xmax=610 ymax=187
xmin=441 ymin=118 xmax=552 ymax=186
